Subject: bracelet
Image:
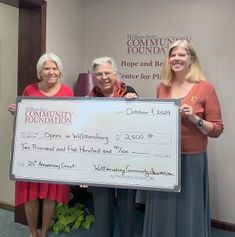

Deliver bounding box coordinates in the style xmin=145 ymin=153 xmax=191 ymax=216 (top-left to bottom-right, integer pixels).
xmin=197 ymin=118 xmax=203 ymax=127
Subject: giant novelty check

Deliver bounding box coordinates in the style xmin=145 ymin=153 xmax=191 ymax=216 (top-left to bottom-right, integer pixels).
xmin=10 ymin=97 xmax=181 ymax=191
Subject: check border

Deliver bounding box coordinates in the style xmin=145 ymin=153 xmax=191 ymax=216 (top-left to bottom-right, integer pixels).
xmin=10 ymin=96 xmax=181 ymax=192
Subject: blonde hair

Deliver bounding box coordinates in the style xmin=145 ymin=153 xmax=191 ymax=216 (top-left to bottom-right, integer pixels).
xmin=36 ymin=53 xmax=63 ymax=80
xmin=160 ymin=40 xmax=206 ymax=87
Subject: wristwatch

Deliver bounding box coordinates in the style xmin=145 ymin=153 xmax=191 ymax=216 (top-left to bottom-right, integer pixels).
xmin=197 ymin=118 xmax=203 ymax=127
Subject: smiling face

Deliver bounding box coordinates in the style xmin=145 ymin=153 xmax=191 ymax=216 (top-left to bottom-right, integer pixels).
xmin=94 ymin=62 xmax=117 ymax=96
xmin=39 ymin=60 xmax=61 ymax=87
xmin=169 ymin=46 xmax=192 ymax=75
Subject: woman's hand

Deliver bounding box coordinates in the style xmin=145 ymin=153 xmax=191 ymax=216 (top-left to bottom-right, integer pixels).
xmin=179 ymin=103 xmax=213 ymax=135
xmin=8 ymin=103 xmax=16 ymax=116
xmin=179 ymin=104 xmax=197 ymax=122
xmin=125 ymin=93 xmax=138 ymax=100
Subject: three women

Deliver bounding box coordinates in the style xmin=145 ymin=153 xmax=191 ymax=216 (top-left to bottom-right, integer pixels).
xmin=9 ymin=39 xmax=224 ymax=237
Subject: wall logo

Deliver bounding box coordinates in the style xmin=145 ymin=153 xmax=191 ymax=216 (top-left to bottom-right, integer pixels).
xmin=24 ymin=107 xmax=73 ymax=124
xmin=126 ymin=34 xmax=192 ymax=55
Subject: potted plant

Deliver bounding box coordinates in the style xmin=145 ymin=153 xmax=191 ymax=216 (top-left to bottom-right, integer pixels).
xmin=50 ymin=189 xmax=94 ymax=235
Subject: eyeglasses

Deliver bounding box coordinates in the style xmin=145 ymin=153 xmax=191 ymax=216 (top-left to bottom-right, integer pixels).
xmin=95 ymin=71 xmax=113 ymax=78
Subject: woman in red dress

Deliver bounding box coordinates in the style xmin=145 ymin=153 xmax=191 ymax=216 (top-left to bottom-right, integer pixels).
xmin=8 ymin=53 xmax=74 ymax=237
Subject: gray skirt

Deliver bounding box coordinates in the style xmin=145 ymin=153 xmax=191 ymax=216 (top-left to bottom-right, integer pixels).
xmin=143 ymin=153 xmax=211 ymax=237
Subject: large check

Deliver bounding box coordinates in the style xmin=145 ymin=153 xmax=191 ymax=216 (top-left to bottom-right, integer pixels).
xmin=10 ymin=97 xmax=181 ymax=192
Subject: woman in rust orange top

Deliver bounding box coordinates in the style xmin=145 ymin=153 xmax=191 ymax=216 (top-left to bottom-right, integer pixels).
xmin=8 ymin=53 xmax=73 ymax=237
xmin=143 ymin=40 xmax=223 ymax=237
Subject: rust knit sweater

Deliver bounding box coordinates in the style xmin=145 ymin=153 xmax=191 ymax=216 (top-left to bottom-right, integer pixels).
xmin=157 ymin=81 xmax=224 ymax=154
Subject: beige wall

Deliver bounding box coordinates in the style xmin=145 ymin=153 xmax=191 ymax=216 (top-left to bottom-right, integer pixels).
xmin=0 ymin=3 xmax=18 ymax=205
xmin=46 ymin=0 xmax=84 ymax=89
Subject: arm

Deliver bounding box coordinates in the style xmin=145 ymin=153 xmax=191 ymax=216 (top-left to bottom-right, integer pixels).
xmin=181 ymin=105 xmax=215 ymax=136
xmin=180 ymin=86 xmax=224 ymax=137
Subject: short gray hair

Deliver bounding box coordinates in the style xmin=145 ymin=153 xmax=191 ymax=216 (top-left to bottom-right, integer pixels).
xmin=92 ymin=56 xmax=118 ymax=73
xmin=36 ymin=53 xmax=63 ymax=79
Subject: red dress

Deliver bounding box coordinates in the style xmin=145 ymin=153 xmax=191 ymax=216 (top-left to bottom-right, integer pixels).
xmin=15 ymin=83 xmax=74 ymax=206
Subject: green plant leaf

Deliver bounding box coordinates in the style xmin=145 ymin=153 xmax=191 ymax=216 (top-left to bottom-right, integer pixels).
xmin=82 ymin=214 xmax=94 ymax=230
xmin=73 ymin=217 xmax=83 ymax=229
